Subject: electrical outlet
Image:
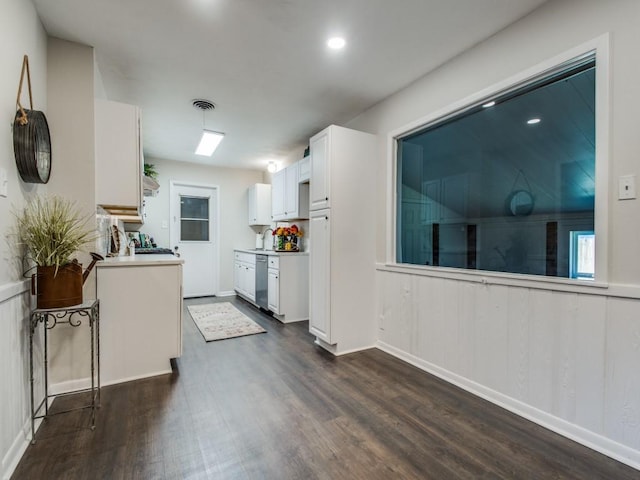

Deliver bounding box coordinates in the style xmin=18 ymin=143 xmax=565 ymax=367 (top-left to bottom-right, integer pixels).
xmin=619 ymin=175 xmax=636 ymax=200
xmin=161 ymin=220 xmax=169 ymax=229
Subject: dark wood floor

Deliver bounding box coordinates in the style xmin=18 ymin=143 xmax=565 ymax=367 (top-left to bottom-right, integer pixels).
xmin=12 ymin=296 xmax=639 ymax=479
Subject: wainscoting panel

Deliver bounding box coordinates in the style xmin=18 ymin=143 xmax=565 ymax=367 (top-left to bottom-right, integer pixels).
xmin=376 ymin=268 xmax=640 ymax=468
xmin=604 ymin=298 xmax=640 ymax=449
xmin=0 ymin=281 xmax=38 ymax=480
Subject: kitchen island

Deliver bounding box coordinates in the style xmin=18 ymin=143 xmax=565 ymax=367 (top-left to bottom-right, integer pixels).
xmin=96 ymin=255 xmax=183 ymax=385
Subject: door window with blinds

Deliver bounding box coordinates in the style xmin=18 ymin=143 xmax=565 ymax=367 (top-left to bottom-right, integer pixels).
xmin=180 ymin=195 xmax=210 ymax=241
xmin=396 ymin=54 xmax=597 ymax=279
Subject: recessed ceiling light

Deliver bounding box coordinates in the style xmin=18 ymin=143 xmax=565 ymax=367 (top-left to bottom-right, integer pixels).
xmin=527 ymin=118 xmax=541 ymax=125
xmin=482 ymin=101 xmax=496 ymax=108
xmin=267 ymin=161 xmax=277 ymax=173
xmin=327 ymin=37 xmax=346 ymax=49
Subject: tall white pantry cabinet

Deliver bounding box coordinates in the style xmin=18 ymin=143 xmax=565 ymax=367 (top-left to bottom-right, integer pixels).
xmin=308 ymin=125 xmax=377 ymax=355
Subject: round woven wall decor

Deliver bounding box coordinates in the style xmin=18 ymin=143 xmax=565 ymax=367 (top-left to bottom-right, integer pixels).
xmin=13 ymin=109 xmax=51 ymax=184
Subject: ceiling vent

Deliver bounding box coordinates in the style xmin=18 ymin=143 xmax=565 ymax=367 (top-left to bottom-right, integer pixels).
xmin=192 ymin=99 xmax=215 ymax=111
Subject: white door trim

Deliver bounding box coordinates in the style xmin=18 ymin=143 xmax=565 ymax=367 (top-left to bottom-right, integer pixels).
xmin=169 ymin=180 xmax=221 ymax=296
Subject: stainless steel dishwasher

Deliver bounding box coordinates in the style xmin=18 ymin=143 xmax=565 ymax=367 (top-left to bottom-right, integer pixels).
xmin=255 ymin=254 xmax=268 ymax=309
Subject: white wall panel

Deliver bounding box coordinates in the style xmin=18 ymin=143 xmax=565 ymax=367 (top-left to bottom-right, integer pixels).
xmin=527 ymin=288 xmax=555 ymax=413
xmin=506 ymin=286 xmax=530 ymax=402
xmin=0 ymin=285 xmax=40 ymax=480
xmin=574 ymin=294 xmax=606 ymax=433
xmin=378 ymin=272 xmax=414 ymax=354
xmin=441 ymin=280 xmax=460 ymax=372
xmin=377 ymin=268 xmax=640 ymax=468
xmin=604 ymin=298 xmax=640 ymax=448
xmin=553 ymin=292 xmax=578 ymax=422
xmin=456 ymin=280 xmax=477 ymax=379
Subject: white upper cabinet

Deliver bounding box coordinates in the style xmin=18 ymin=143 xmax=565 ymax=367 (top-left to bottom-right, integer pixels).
xmin=271 ymin=162 xmax=309 ymax=221
xmin=309 ymin=129 xmax=330 ymax=210
xmin=298 ymin=155 xmax=310 ymax=183
xmin=95 ymin=99 xmax=143 ymax=219
xmin=284 ymin=162 xmax=300 ymax=216
xmin=248 ymin=183 xmax=272 ymax=225
xmin=271 ymin=168 xmax=286 ymax=219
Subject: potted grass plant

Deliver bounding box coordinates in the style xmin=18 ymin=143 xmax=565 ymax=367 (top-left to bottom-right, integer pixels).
xmin=15 ymin=195 xmax=102 ymax=309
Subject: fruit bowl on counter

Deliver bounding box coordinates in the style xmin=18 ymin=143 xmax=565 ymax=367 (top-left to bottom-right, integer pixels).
xmin=273 ymin=225 xmax=302 ymax=252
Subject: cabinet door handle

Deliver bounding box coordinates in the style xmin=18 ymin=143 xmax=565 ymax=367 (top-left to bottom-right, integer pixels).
xmin=325 ymin=216 xmax=328 ymax=220
xmin=325 ymin=197 xmax=328 ymax=201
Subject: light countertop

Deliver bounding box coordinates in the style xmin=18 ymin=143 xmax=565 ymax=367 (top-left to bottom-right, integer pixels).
xmin=234 ymin=248 xmax=308 ymax=256
xmin=97 ymin=254 xmax=184 ymax=267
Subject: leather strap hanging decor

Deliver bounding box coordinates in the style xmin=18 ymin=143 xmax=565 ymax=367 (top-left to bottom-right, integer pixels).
xmin=13 ymin=55 xmax=52 ymax=184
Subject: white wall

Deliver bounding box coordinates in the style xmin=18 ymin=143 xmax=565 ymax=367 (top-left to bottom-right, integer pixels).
xmin=44 ymin=37 xmax=97 ymax=389
xmin=142 ymin=157 xmax=266 ymax=294
xmin=0 ymin=1 xmax=47 ymax=477
xmin=347 ymin=0 xmax=640 ymax=469
xmin=0 ymin=0 xmax=48 ymax=285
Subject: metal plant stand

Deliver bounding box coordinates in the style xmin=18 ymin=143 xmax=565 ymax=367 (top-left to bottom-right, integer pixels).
xmin=29 ymin=299 xmax=100 ymax=444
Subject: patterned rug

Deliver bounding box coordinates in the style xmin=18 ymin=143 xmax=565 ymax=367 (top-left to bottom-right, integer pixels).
xmin=187 ymin=302 xmax=266 ymax=342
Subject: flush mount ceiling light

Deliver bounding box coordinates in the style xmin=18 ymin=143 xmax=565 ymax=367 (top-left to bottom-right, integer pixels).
xmin=327 ymin=37 xmax=346 ymax=49
xmin=527 ymin=118 xmax=541 ymax=125
xmin=267 ymin=161 xmax=277 ymax=173
xmin=193 ymin=99 xmax=224 ymax=156
xmin=196 ymin=130 xmax=224 ymax=156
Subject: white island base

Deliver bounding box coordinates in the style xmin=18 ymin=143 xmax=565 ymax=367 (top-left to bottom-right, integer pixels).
xmin=96 ymin=255 xmax=183 ymax=385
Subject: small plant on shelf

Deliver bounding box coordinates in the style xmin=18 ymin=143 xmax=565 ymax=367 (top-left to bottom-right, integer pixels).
xmin=143 ymin=163 xmax=158 ymax=180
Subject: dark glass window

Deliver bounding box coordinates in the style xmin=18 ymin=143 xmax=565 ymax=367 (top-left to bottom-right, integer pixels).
xmin=396 ymin=57 xmax=595 ymax=278
xmin=180 ymin=195 xmax=209 ymax=241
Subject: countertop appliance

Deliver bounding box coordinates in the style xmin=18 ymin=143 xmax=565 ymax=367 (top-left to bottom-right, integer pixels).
xmin=255 ymin=254 xmax=268 ymax=309
xmin=135 ymin=247 xmax=174 ymax=255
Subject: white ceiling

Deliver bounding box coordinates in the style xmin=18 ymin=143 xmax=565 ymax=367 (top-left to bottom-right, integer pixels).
xmin=33 ymin=0 xmax=548 ymax=170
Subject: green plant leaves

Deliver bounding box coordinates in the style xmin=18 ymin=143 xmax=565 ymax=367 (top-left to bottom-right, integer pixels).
xmin=15 ymin=195 xmax=97 ymax=269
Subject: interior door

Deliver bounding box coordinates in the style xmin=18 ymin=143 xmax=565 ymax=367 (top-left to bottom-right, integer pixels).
xmin=170 ymin=182 xmax=218 ymax=297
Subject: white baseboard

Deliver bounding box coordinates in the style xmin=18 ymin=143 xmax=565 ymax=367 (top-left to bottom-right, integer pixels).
xmin=313 ymin=338 xmax=376 ymax=356
xmin=273 ymin=313 xmax=308 ymax=324
xmin=2 ymin=420 xmax=29 ymax=480
xmin=216 ymin=291 xmax=236 ymax=297
xmin=50 ymin=369 xmax=173 ymax=394
xmin=100 ymin=370 xmax=173 ymax=387
xmin=49 ymin=377 xmax=94 ymax=395
xmin=376 ymin=340 xmax=640 ymax=471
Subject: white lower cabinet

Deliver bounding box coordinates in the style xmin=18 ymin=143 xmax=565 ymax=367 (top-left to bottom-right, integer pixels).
xmin=96 ymin=260 xmax=183 ymax=385
xmin=266 ymin=254 xmax=309 ymax=323
xmin=234 ymin=250 xmax=308 ymax=322
xmin=234 ymin=251 xmax=256 ymax=302
xmin=267 ymin=268 xmax=279 ymax=313
xmin=309 ymin=209 xmax=331 ymax=342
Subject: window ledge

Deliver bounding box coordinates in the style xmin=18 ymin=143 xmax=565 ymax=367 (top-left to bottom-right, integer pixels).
xmin=374 ymin=263 xmax=640 ymax=299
